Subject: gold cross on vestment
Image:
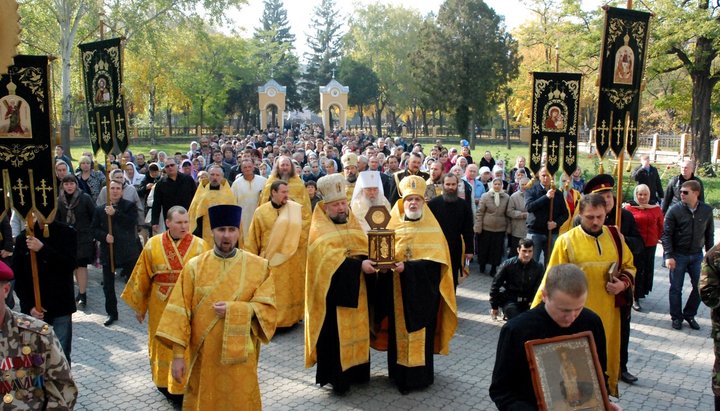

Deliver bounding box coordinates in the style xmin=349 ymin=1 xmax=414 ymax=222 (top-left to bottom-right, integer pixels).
xmin=101 ymin=116 xmax=111 ymax=134
xmin=565 ymin=141 xmax=576 ymax=152
xmin=115 ymin=115 xmax=124 ymax=130
xmin=548 ymin=140 xmax=559 ymax=157
xmin=532 ymin=139 xmax=543 ymax=155
xmin=626 ymin=120 xmax=637 ymax=148
xmin=89 ymin=117 xmax=97 ymax=131
xmin=596 ymin=120 xmax=609 ymax=146
xmin=615 ymin=119 xmax=624 ymax=146
xmin=405 ymin=246 xmax=412 ymax=261
xmin=35 ymin=179 xmax=52 ymax=207
xmin=12 ymin=178 xmax=28 ymax=206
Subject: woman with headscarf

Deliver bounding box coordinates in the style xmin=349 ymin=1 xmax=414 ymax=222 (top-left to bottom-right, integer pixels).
xmin=474 ymin=177 xmax=510 ymax=276
xmin=624 ymin=184 xmax=664 ymax=311
xmin=56 ymin=174 xmax=96 ymax=308
xmin=123 ymin=162 xmax=145 ymax=191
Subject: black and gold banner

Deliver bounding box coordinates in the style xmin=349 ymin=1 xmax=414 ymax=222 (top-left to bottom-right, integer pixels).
xmin=0 ymin=55 xmax=56 ymax=221
xmin=530 ymin=72 xmax=582 ymax=177
xmin=78 ymin=38 xmax=128 ymax=155
xmin=595 ymin=7 xmax=651 ymax=158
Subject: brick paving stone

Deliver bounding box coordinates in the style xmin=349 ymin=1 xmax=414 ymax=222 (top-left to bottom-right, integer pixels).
xmin=55 ymin=221 xmax=720 ymax=410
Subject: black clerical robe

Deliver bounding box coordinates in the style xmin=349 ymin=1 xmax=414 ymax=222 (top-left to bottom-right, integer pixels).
xmin=489 ymin=305 xmax=607 ymax=411
xmin=428 ymin=196 xmax=475 ymax=287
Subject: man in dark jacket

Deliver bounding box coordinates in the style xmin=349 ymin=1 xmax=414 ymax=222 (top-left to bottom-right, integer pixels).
xmin=631 ymin=154 xmax=663 ymax=205
xmin=524 ymin=167 xmax=568 ymax=266
xmin=93 ymin=181 xmax=140 ymax=326
xmin=489 ymin=239 xmax=544 ymax=320
xmin=150 ymin=158 xmax=197 ymax=234
xmin=662 ymin=159 xmax=705 ymax=213
xmin=13 ymin=216 xmax=77 ymax=363
xmin=428 ymin=174 xmax=474 ymax=289
xmin=662 ymin=180 xmax=714 ymax=331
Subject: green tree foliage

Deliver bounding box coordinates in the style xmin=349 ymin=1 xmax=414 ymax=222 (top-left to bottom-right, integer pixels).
xmin=338 ymin=58 xmax=379 ymax=129
xmin=345 ymin=4 xmax=423 ymax=134
xmin=433 ymin=0 xmax=520 ymax=139
xmin=301 ymin=0 xmax=343 ymax=113
xmin=649 ymin=0 xmax=720 ymax=164
xmin=253 ymin=0 xmax=302 ymax=112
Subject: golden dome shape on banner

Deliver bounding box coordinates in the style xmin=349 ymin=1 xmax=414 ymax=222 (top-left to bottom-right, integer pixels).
xmin=0 ymin=0 xmax=21 ymax=75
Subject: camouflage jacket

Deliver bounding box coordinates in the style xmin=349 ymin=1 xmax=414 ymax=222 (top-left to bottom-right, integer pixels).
xmin=700 ymin=243 xmax=720 ymax=319
xmin=0 ymin=309 xmax=77 ymax=410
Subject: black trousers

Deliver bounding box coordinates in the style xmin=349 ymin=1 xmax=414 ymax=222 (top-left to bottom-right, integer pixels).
xmin=620 ymin=305 xmax=631 ymax=372
xmin=102 ymin=262 xmax=133 ymax=318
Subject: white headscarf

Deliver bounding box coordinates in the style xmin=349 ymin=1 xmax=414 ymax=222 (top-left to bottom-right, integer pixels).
xmin=123 ymin=162 xmax=145 ymax=186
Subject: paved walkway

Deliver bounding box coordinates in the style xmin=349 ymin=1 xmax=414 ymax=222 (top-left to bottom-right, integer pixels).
xmin=63 ymin=232 xmax=717 ymax=410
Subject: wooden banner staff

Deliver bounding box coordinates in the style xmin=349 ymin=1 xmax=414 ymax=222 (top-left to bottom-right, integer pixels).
xmin=546 ymin=43 xmax=561 ymax=258
xmin=105 ymin=155 xmax=115 ymax=273
xmin=615 ymin=0 xmax=633 ymax=228
xmin=25 ymin=212 xmax=43 ymax=314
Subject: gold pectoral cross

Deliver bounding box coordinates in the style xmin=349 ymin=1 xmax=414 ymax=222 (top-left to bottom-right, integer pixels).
xmin=405 ymin=245 xmax=412 ymax=261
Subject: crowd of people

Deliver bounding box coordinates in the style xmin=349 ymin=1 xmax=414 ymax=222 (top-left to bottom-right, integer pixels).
xmin=0 ymin=128 xmax=715 ymax=409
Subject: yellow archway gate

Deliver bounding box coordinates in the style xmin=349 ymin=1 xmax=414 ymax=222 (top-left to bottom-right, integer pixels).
xmin=319 ymin=79 xmax=349 ymax=132
xmin=258 ymin=79 xmax=286 ymax=130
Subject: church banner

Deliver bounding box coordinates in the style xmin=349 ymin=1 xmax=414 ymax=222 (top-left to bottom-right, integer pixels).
xmin=78 ymin=38 xmax=129 ymax=155
xmin=530 ymin=72 xmax=582 ymax=177
xmin=595 ymin=6 xmax=651 ymax=158
xmin=0 ymin=55 xmax=56 ymax=221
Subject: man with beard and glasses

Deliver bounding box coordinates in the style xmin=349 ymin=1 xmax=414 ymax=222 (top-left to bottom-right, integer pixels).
xmin=342 ymin=152 xmax=359 ymax=202
xmin=188 ymin=165 xmax=236 ymax=245
xmin=246 ymin=180 xmax=308 ymax=328
xmin=428 ymin=174 xmax=474 ymax=289
xmin=305 ymin=174 xmax=377 ymax=395
xmin=424 ymin=161 xmax=444 ymax=202
xmin=531 ymin=193 xmax=635 ymax=398
xmin=155 ymin=205 xmax=276 ymax=411
xmin=350 ymin=171 xmax=392 ymax=233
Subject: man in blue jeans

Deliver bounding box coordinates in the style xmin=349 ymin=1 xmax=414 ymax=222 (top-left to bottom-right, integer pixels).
xmin=662 ymin=180 xmax=714 ymax=330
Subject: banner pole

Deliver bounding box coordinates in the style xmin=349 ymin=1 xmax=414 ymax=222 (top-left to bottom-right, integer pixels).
xmin=105 ymin=155 xmax=115 ymax=273
xmin=26 ymin=213 xmax=43 ymax=314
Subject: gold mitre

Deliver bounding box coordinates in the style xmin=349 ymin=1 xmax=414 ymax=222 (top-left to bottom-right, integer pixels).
xmin=341 ymin=152 xmax=358 ymax=168
xmin=317 ymin=174 xmax=347 ymax=203
xmin=399 ymin=175 xmax=426 ymax=198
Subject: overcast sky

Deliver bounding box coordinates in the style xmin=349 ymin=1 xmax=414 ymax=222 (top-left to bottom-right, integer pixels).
xmin=226 ymin=0 xmax=604 ymax=57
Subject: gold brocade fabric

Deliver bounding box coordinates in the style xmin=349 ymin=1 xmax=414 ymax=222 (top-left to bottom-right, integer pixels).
xmin=187 ymin=179 xmax=237 ymax=245
xmin=386 ymin=201 xmax=457 ymax=367
xmin=558 ymin=188 xmax=582 ymax=235
xmin=245 ymin=202 xmax=308 ymax=327
xmin=262 ymin=200 xmax=302 ymax=267
xmin=259 ymin=175 xmax=312 ymax=223
xmin=305 ymin=203 xmax=369 ymax=370
xmin=121 ymin=233 xmax=208 ymax=394
xmin=531 ymin=226 xmax=635 ymax=397
xmin=155 ymin=250 xmax=276 ymax=411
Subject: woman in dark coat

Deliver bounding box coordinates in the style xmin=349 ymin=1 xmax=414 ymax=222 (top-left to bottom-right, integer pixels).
xmin=56 ymin=174 xmax=96 ymax=308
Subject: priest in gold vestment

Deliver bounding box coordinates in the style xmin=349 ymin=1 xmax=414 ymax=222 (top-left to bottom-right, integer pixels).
xmin=305 ymin=174 xmax=378 ymax=394
xmin=155 ymin=204 xmax=276 ymax=411
xmin=341 ymin=152 xmax=359 ymax=202
xmin=187 ymin=165 xmax=236 ymax=245
xmin=121 ymin=206 xmax=209 ymax=404
xmin=531 ymin=193 xmax=634 ymax=397
xmin=375 ymin=175 xmax=457 ymax=394
xmin=246 ymin=179 xmax=308 ymax=327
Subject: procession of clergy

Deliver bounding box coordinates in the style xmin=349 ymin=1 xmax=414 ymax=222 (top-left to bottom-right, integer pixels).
xmin=119 ymin=147 xmax=633 ymax=410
